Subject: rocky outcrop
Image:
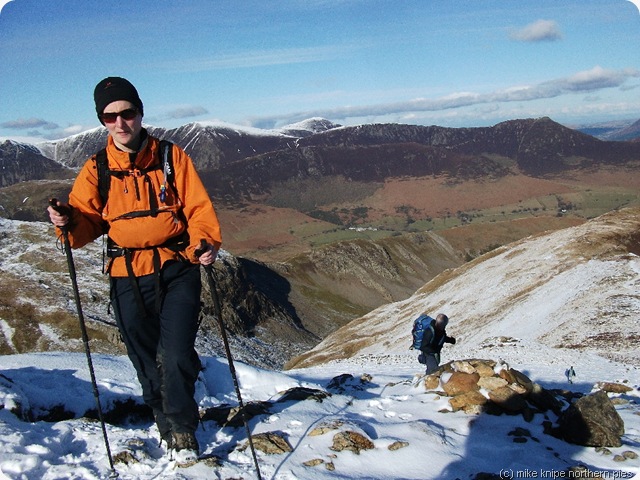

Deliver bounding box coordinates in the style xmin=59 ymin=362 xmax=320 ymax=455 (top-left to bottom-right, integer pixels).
xmin=422 ymin=358 xmax=627 ymax=448
xmin=422 ymin=359 xmax=564 ymax=419
xmin=557 ymin=390 xmax=625 ymax=447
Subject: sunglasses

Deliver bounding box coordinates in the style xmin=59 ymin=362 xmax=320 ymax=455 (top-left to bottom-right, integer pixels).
xmin=100 ymin=108 xmax=139 ymax=124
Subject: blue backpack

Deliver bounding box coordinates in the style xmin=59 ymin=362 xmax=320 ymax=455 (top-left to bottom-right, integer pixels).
xmin=411 ymin=314 xmax=434 ymax=350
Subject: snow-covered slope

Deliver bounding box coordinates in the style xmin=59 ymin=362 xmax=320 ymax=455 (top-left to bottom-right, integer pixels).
xmin=290 ymin=207 xmax=640 ymax=369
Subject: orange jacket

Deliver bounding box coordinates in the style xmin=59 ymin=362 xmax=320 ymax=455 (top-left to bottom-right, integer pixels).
xmin=58 ymin=132 xmax=222 ymax=277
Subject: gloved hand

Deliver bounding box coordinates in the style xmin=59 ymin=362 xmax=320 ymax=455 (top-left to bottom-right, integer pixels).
xmin=450 ymin=337 xmax=456 ymax=344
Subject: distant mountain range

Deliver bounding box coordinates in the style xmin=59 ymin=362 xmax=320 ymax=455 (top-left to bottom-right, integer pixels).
xmin=574 ymin=117 xmax=640 ymax=141
xmin=1 ymin=116 xmax=640 ymax=367
xmin=2 ymin=116 xmax=640 ymax=201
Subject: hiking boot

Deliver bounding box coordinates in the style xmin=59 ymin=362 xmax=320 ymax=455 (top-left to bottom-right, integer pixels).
xmin=171 ymin=432 xmax=199 ymax=466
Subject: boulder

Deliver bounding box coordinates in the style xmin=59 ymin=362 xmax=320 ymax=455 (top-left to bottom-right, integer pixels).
xmin=558 ymin=390 xmax=625 ymax=447
xmin=488 ymin=386 xmax=529 ymax=413
xmin=475 ymin=363 xmax=498 ymax=378
xmin=424 ymin=374 xmax=440 ymax=390
xmin=451 ymin=360 xmax=477 ymax=374
xmin=499 ymin=368 xmax=533 ymax=394
xmin=594 ymin=382 xmax=633 ymax=394
xmin=478 ymin=376 xmax=508 ymax=391
xmin=442 ymin=372 xmax=480 ymax=396
xmin=527 ymin=383 xmax=564 ymax=414
xmin=449 ymin=390 xmax=488 ymax=412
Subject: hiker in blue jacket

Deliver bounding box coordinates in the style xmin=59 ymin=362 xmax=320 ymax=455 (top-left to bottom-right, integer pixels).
xmin=420 ymin=314 xmax=456 ymax=374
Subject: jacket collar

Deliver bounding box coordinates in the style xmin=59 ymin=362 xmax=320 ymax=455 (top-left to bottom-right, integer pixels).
xmin=106 ymin=129 xmax=158 ymax=170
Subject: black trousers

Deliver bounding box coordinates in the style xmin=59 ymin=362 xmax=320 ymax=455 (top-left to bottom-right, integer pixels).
xmin=111 ymin=260 xmax=202 ymax=434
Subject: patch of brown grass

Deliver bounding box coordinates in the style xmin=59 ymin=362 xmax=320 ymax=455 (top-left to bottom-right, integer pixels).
xmin=0 ymin=273 xmax=116 ymax=354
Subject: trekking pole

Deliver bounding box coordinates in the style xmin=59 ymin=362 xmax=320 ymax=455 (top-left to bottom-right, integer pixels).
xmin=49 ymin=199 xmax=119 ymax=480
xmin=196 ymin=240 xmax=262 ymax=480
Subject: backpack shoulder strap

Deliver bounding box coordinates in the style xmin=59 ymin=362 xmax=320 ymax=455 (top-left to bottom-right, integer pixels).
xmin=423 ymin=321 xmax=436 ymax=347
xmin=159 ymin=139 xmax=175 ymax=184
xmin=95 ymin=147 xmax=110 ymax=205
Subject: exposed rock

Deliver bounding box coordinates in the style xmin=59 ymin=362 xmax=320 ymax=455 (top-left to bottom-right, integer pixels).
xmin=442 ymin=372 xmax=480 ymax=396
xmin=498 ymin=368 xmax=533 ymax=395
xmin=558 ymin=390 xmax=625 ymax=447
xmin=388 ymin=441 xmax=409 ymax=451
xmin=330 ymin=431 xmax=375 ymax=454
xmin=449 ymin=390 xmax=488 ymax=412
xmin=200 ymin=400 xmax=271 ymax=427
xmin=0 ymin=140 xmax=68 ymax=188
xmin=475 ymin=362 xmax=497 ymax=378
xmin=508 ymin=427 xmax=532 ymax=439
xmin=276 ymin=386 xmax=330 ymax=403
xmin=422 ymin=359 xmax=571 ymax=421
xmin=242 ymin=432 xmax=292 ymax=455
xmin=113 ymin=450 xmax=138 ymax=465
xmin=594 ymin=382 xmax=633 ymax=394
xmin=451 ymin=360 xmax=477 ymax=374
xmin=424 ymin=374 xmax=440 ymax=390
xmin=488 ymin=386 xmax=529 ymax=413
xmin=326 ymin=373 xmax=373 ymax=393
xmin=477 ymin=376 xmax=508 ymax=391
xmin=527 ymin=383 xmax=564 ymax=415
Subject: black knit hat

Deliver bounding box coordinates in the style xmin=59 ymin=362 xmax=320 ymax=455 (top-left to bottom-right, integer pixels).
xmin=94 ymin=77 xmax=144 ymax=124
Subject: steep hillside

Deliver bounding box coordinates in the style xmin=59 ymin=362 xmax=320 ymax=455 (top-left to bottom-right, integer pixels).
xmin=273 ymin=231 xmax=463 ymax=337
xmin=0 ymin=140 xmax=72 ymax=188
xmin=287 ymin=207 xmax=640 ymax=369
xmin=0 ymin=219 xmax=317 ymax=368
xmin=0 ymin=217 xmax=465 ymax=368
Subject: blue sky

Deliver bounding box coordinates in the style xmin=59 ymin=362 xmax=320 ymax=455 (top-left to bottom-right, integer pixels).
xmin=1 ymin=0 xmax=639 ymax=143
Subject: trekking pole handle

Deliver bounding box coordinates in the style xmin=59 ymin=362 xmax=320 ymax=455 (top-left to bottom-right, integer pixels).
xmin=195 ymin=239 xmax=208 ymax=259
xmin=195 ymin=238 xmax=219 ymax=267
xmin=49 ymin=198 xmax=71 ymax=216
xmin=49 ymin=198 xmax=72 ymax=234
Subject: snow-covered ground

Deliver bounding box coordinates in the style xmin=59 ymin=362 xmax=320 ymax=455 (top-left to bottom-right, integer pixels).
xmin=0 ymin=349 xmax=638 ymax=480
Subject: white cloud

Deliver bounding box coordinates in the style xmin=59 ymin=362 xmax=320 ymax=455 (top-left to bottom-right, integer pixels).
xmin=247 ymin=66 xmax=640 ymax=128
xmin=509 ymin=19 xmax=562 ymax=42
xmin=1 ymin=117 xmax=59 ymax=130
xmin=165 ymin=106 xmax=209 ymax=119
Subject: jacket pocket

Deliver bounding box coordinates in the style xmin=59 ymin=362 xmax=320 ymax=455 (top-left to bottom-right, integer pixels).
xmin=108 ymin=211 xmax=185 ymax=248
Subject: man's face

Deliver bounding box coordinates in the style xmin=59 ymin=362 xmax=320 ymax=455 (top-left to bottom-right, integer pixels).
xmin=101 ymin=100 xmax=143 ymax=150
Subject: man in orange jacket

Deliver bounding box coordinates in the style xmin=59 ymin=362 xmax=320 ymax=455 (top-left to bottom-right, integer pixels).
xmin=48 ymin=77 xmax=221 ymax=465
